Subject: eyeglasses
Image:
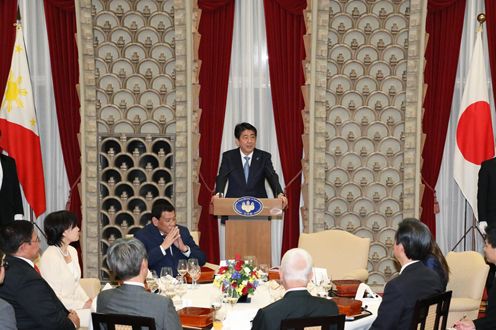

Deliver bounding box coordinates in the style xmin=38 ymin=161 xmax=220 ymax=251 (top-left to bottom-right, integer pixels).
xmin=0 ymin=260 xmax=8 ymax=270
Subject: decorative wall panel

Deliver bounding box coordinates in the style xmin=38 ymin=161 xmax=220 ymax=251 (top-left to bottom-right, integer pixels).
xmin=92 ymin=0 xmax=177 ymax=280
xmin=325 ymin=0 xmax=409 ymax=285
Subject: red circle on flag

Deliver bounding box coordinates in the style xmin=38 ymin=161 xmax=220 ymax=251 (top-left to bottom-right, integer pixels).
xmin=456 ymin=101 xmax=495 ymax=165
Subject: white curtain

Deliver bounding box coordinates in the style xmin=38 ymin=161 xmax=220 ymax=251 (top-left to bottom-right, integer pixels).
xmin=218 ymin=0 xmax=285 ymax=266
xmin=18 ymin=1 xmax=69 ymax=246
xmin=436 ymin=1 xmax=494 ymax=254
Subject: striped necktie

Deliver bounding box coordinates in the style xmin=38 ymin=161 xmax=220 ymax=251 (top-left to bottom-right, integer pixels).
xmin=243 ymin=156 xmax=250 ymax=183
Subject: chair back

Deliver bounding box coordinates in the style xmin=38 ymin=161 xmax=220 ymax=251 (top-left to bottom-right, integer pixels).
xmin=190 ymin=231 xmax=201 ymax=245
xmin=92 ymin=312 xmax=156 ymax=330
xmin=446 ymin=251 xmax=488 ymax=299
xmin=298 ymin=229 xmax=370 ymax=281
xmin=409 ymin=291 xmax=452 ymax=330
xmin=280 ymin=315 xmax=345 ymax=330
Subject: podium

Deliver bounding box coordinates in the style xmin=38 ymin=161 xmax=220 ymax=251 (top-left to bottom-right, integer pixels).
xmin=211 ymin=197 xmax=283 ymax=266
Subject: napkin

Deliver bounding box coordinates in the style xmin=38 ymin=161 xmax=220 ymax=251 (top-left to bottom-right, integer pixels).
xmin=312 ymin=267 xmax=329 ymax=285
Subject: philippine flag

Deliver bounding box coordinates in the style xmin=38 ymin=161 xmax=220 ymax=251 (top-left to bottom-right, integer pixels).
xmin=453 ymin=30 xmax=495 ymax=220
xmin=0 ymin=24 xmax=46 ymax=217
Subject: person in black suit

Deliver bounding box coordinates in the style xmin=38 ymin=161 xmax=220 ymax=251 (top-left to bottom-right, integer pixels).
xmin=212 ymin=122 xmax=287 ymax=207
xmin=0 ymin=249 xmax=16 ymax=330
xmin=477 ymin=158 xmax=496 ymax=291
xmin=0 ymin=220 xmax=79 ymax=330
xmin=454 ymin=225 xmax=496 ymax=330
xmin=134 ymin=203 xmax=206 ymax=277
xmin=251 ymin=248 xmax=338 ymax=330
xmin=0 ymin=152 xmax=23 ymax=226
xmin=370 ymin=218 xmax=443 ymax=330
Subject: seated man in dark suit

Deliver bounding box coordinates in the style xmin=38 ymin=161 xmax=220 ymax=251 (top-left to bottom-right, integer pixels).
xmin=96 ymin=238 xmax=181 ymax=330
xmin=370 ymin=218 xmax=443 ymax=330
xmin=135 ymin=203 xmax=206 ymax=276
xmin=0 ymin=220 xmax=79 ymax=330
xmin=251 ymin=248 xmax=338 ymax=330
xmin=454 ymin=225 xmax=496 ymax=330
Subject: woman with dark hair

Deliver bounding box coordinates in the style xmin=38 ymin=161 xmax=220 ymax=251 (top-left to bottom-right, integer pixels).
xmin=0 ymin=249 xmax=17 ymax=329
xmin=422 ymin=240 xmax=450 ymax=290
xmin=39 ymin=210 xmax=91 ymax=327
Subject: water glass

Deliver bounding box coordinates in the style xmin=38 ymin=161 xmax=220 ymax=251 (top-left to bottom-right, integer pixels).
xmin=189 ymin=264 xmax=201 ymax=288
xmin=177 ymin=259 xmax=188 ymax=281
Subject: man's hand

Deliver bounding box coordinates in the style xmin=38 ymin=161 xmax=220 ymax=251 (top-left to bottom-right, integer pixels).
xmin=68 ymin=310 xmax=80 ymax=329
xmin=479 ymin=221 xmax=488 ymax=235
xmin=210 ymin=193 xmax=221 ymax=204
xmin=173 ymin=231 xmax=189 ymax=253
xmin=278 ymin=193 xmax=288 ymax=209
xmin=161 ymin=226 xmax=180 ymax=250
xmin=83 ymin=298 xmax=92 ymax=309
xmin=454 ymin=319 xmax=475 ymax=330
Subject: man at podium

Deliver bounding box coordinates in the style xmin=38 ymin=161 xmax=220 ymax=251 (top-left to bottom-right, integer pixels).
xmin=212 ymin=122 xmax=287 ymax=208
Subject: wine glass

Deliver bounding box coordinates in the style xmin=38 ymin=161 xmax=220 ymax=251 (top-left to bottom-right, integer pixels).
xmin=244 ymin=255 xmax=257 ymax=268
xmin=189 ymin=265 xmax=201 ymax=289
xmin=258 ymin=263 xmax=269 ymax=282
xmin=177 ymin=259 xmax=188 ymax=282
xmin=211 ymin=293 xmax=224 ymax=329
xmin=226 ymin=286 xmax=239 ymax=310
xmin=160 ymin=267 xmax=173 ymax=293
xmin=187 ymin=259 xmax=199 ymax=288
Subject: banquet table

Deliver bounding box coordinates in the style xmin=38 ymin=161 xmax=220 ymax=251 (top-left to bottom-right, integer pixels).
xmin=179 ymin=283 xmax=380 ymax=330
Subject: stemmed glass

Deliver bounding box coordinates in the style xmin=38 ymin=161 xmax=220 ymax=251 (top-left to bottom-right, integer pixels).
xmin=187 ymin=258 xmax=200 ymax=288
xmin=211 ymin=292 xmax=224 ymax=329
xmin=177 ymin=259 xmax=188 ymax=283
xmin=160 ymin=267 xmax=173 ymax=293
xmin=226 ymin=286 xmax=239 ymax=310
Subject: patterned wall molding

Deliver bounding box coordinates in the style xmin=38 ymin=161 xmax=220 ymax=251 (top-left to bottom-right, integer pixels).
xmin=77 ymin=0 xmax=99 ymax=278
xmin=324 ymin=0 xmax=410 ymax=285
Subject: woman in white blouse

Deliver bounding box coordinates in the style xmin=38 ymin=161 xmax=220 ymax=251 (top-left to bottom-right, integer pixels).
xmin=39 ymin=210 xmax=92 ymax=327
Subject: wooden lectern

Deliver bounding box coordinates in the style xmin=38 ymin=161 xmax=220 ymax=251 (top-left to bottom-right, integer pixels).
xmin=211 ymin=198 xmax=283 ymax=266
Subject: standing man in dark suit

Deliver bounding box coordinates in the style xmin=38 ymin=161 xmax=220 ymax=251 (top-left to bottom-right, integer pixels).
xmin=370 ymin=218 xmax=443 ymax=330
xmin=478 ymin=157 xmax=496 ymax=233
xmin=0 ymin=220 xmax=79 ymax=330
xmin=251 ymin=248 xmax=338 ymax=330
xmin=0 ymin=130 xmax=23 ymax=226
xmin=455 ymin=225 xmax=496 ymax=330
xmin=477 ymin=157 xmax=496 ymax=291
xmin=212 ymin=122 xmax=287 ymax=207
xmin=135 ymin=203 xmax=206 ymax=277
xmin=96 ymin=238 xmax=182 ymax=330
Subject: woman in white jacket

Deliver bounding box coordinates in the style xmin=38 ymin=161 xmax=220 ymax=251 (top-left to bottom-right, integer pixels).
xmin=39 ymin=210 xmax=91 ymax=327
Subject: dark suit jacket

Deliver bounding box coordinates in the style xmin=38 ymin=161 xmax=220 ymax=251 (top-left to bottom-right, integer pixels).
xmin=474 ymin=275 xmax=496 ymax=329
xmin=370 ymin=261 xmax=443 ymax=330
xmin=97 ymin=283 xmax=182 ymax=330
xmin=0 ymin=255 xmax=74 ymax=330
xmin=134 ymin=223 xmax=206 ymax=276
xmin=251 ymin=289 xmax=338 ymax=330
xmin=0 ymin=154 xmax=23 ymax=227
xmin=478 ymin=157 xmax=496 ymax=225
xmin=215 ymin=148 xmax=283 ymax=198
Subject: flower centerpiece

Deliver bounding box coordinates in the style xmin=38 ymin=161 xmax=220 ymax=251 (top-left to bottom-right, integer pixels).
xmin=214 ymin=255 xmax=260 ymax=300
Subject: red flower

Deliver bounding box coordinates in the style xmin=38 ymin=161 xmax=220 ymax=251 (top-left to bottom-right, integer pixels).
xmin=234 ymin=260 xmax=243 ymax=271
xmin=235 ymin=254 xmax=241 ymax=261
xmin=232 ymin=282 xmax=237 ymax=288
xmin=242 ymin=286 xmax=248 ymax=295
xmin=218 ymin=266 xmax=228 ymax=274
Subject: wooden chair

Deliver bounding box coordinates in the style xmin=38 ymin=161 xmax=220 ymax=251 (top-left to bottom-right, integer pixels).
xmin=280 ymin=314 xmax=345 ymax=330
xmin=92 ymin=312 xmax=156 ymax=330
xmin=409 ymin=291 xmax=452 ymax=330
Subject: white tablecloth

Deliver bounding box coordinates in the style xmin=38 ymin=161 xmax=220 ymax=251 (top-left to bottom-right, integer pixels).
xmin=180 ymin=283 xmax=379 ymax=330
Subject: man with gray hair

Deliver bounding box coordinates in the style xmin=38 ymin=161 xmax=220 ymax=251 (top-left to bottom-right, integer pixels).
xmin=251 ymin=248 xmax=338 ymax=330
xmin=96 ymin=238 xmax=181 ymax=330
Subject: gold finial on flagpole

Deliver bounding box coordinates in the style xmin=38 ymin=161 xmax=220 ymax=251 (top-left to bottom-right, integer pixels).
xmin=477 ymin=13 xmax=486 ymax=25
xmin=477 ymin=13 xmax=486 ymax=33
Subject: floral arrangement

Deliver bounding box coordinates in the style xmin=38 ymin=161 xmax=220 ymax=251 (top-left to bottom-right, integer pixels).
xmin=214 ymin=255 xmax=260 ymax=296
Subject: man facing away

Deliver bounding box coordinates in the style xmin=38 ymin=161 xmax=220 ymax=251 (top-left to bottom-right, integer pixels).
xmin=96 ymin=238 xmax=182 ymax=330
xmin=212 ymin=122 xmax=288 ymax=208
xmin=134 ymin=203 xmax=206 ymax=276
xmin=251 ymin=248 xmax=338 ymax=330
xmin=370 ymin=218 xmax=443 ymax=330
xmin=454 ymin=225 xmax=496 ymax=330
xmin=0 ymin=220 xmax=79 ymax=330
